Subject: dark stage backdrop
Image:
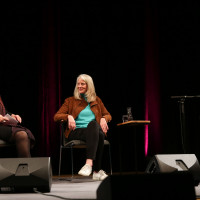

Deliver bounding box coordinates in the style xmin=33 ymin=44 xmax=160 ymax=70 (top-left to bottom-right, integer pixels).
xmin=1 ymin=1 xmax=43 ymax=156
xmin=1 ymin=0 xmax=200 ymax=174
xmin=158 ymin=1 xmax=200 ymax=158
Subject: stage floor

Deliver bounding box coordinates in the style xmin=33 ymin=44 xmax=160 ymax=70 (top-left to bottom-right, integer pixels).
xmin=0 ymin=175 xmax=100 ymax=200
xmin=0 ymin=174 xmax=200 ymax=200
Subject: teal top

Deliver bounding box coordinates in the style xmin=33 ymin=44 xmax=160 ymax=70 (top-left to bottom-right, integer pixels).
xmin=75 ymin=95 xmax=95 ymax=128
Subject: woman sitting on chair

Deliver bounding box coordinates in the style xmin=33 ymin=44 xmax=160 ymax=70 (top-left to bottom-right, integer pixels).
xmin=54 ymin=74 xmax=112 ymax=180
xmin=0 ymin=95 xmax=35 ymax=157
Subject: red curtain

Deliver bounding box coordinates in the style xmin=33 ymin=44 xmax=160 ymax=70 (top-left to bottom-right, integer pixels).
xmin=145 ymin=0 xmax=162 ymax=156
xmin=36 ymin=0 xmax=162 ymax=167
xmin=38 ymin=0 xmax=61 ymax=157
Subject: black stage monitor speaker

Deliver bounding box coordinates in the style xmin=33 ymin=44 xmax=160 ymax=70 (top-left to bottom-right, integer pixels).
xmin=0 ymin=157 xmax=52 ymax=193
xmin=145 ymin=154 xmax=200 ymax=186
xmin=97 ymin=172 xmax=196 ymax=200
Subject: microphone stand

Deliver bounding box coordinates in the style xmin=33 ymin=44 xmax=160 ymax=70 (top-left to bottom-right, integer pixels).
xmin=171 ymin=95 xmax=200 ymax=153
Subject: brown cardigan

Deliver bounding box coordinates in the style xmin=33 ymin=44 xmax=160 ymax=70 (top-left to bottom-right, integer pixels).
xmin=54 ymin=96 xmax=112 ymax=138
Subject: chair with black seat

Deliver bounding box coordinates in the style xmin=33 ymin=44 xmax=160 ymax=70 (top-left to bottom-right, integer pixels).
xmin=58 ymin=122 xmax=112 ymax=177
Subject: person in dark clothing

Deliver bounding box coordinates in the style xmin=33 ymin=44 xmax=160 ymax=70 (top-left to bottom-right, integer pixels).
xmin=0 ymin=95 xmax=35 ymax=157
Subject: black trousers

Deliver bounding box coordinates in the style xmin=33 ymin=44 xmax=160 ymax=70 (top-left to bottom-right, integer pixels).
xmin=68 ymin=121 xmax=105 ymax=171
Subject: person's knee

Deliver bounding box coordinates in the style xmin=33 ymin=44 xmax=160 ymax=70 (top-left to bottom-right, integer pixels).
xmin=87 ymin=120 xmax=105 ymax=140
xmin=88 ymin=120 xmax=98 ymax=128
xmin=15 ymin=131 xmax=28 ymax=141
xmin=88 ymin=121 xmax=99 ymax=133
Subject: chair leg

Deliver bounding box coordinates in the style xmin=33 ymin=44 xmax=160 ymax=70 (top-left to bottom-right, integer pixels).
xmin=59 ymin=147 xmax=62 ymax=176
xmin=108 ymin=144 xmax=112 ymax=175
xmin=70 ymin=146 xmax=74 ymax=178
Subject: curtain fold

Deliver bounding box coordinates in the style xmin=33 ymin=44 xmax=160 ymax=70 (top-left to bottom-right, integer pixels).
xmin=38 ymin=0 xmax=61 ymax=157
xmin=145 ymin=0 xmax=162 ymax=156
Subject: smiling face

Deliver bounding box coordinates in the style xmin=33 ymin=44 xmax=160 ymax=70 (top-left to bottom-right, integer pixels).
xmin=77 ymin=78 xmax=88 ymax=94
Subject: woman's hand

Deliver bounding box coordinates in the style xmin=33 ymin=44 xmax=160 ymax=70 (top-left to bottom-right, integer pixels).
xmin=11 ymin=114 xmax=22 ymax=123
xmin=100 ymin=117 xmax=109 ymax=133
xmin=0 ymin=115 xmax=9 ymax=123
xmin=68 ymin=115 xmax=76 ymax=130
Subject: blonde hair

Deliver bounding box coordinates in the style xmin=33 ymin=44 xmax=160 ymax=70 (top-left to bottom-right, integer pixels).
xmin=74 ymin=74 xmax=96 ymax=102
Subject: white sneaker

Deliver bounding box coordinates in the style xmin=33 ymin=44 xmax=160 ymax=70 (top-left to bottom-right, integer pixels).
xmin=78 ymin=164 xmax=92 ymax=176
xmin=92 ymin=170 xmax=108 ymax=181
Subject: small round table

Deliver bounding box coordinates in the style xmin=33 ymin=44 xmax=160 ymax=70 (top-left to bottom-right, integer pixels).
xmin=117 ymin=120 xmax=151 ymax=172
